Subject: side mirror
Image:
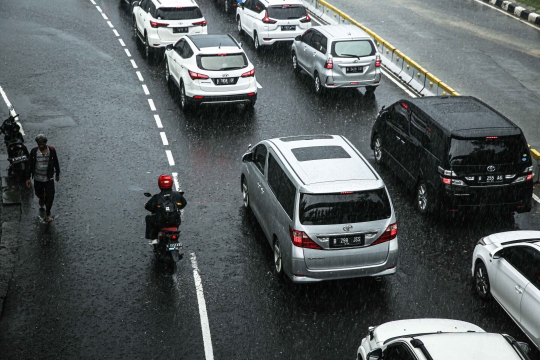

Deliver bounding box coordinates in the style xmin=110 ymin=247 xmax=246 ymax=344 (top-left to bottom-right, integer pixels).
xmin=517 ymin=341 xmax=531 ymax=356
xmin=144 ymin=192 xmax=152 ymax=197
xmin=166 ymin=44 xmax=174 ymax=51
xmin=242 ymin=153 xmax=253 ymax=162
xmin=366 ymin=348 xmax=382 ymax=360
xmin=490 ymin=249 xmax=502 ymax=259
xmin=240 ymin=2 xmax=245 ymax=8
xmin=295 ymin=35 xmax=302 ymax=41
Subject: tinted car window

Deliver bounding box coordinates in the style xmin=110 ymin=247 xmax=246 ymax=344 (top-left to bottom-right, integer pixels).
xmin=299 ymin=188 xmax=391 ymax=225
xmin=267 ymin=5 xmax=306 ymax=19
xmin=332 ymin=40 xmax=375 ymax=58
xmin=301 ymin=30 xmax=314 ymax=44
xmin=252 ymin=0 xmax=265 ymax=13
xmin=268 ymin=154 xmax=296 ymax=219
xmin=291 ymin=146 xmax=351 ymax=162
xmin=449 ymin=135 xmax=529 ymax=166
xmin=149 ymin=2 xmax=157 ymax=17
xmin=243 ymin=0 xmax=253 ymax=10
xmin=390 ymin=104 xmax=409 ymax=132
xmin=156 ymin=7 xmax=203 ymax=20
xmin=253 ymin=144 xmax=267 ymax=174
xmin=386 ymin=343 xmax=416 ymax=360
xmin=502 ymin=246 xmax=540 ymax=287
xmin=196 ymin=54 xmax=248 ymax=71
xmin=310 ymin=32 xmax=327 ymax=53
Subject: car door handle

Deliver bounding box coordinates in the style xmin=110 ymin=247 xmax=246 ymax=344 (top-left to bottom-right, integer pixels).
xmin=515 ymin=285 xmax=523 ymax=294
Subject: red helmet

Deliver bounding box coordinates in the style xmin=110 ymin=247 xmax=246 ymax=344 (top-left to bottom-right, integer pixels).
xmin=158 ymin=174 xmax=173 ymax=190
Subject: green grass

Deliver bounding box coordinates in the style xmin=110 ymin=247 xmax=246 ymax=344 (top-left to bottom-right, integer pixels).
xmin=515 ymin=0 xmax=540 ymax=11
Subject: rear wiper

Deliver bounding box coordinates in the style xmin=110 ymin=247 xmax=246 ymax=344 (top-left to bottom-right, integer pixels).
xmin=219 ymin=66 xmax=243 ymax=70
xmin=339 ymin=54 xmax=361 ymax=58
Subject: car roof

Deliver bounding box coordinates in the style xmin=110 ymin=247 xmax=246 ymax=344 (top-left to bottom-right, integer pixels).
xmin=486 ymin=230 xmax=540 ymax=246
xmin=152 ymin=0 xmax=199 ymax=8
xmin=186 ymin=34 xmax=241 ymax=50
xmin=262 ymin=0 xmax=305 ymax=6
xmin=405 ymin=96 xmax=522 ymax=138
xmin=266 ymin=135 xmax=383 ymax=193
xmin=313 ymin=25 xmax=371 ymax=40
xmin=417 ymin=333 xmax=521 ymax=360
xmin=373 ymin=318 xmax=484 ymax=345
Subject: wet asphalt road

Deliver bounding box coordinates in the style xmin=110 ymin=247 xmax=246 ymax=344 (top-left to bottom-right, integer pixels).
xmin=0 ymin=0 xmax=540 ymax=359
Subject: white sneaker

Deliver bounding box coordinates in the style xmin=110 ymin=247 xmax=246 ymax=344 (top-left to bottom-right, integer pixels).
xmin=150 ymin=239 xmax=159 ymax=245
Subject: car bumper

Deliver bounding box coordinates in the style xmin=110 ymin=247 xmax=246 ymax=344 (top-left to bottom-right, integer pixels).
xmin=187 ymin=93 xmax=257 ymax=105
xmin=322 ymin=72 xmax=382 ymax=89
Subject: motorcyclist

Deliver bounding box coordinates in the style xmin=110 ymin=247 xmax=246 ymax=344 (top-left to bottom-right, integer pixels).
xmin=0 ymin=114 xmax=24 ymax=146
xmin=145 ymin=174 xmax=187 ymax=244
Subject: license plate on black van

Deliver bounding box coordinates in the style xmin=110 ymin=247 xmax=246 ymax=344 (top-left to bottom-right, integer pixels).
xmin=478 ymin=175 xmax=503 ymax=183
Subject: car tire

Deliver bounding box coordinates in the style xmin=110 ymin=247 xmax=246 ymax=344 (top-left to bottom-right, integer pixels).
xmin=144 ymin=33 xmax=153 ymax=61
xmin=314 ymin=72 xmax=324 ymax=95
xmin=237 ymin=16 xmax=243 ymax=35
xmin=246 ymin=98 xmax=256 ymax=109
xmin=366 ymin=86 xmax=376 ymax=93
xmin=242 ymin=177 xmax=250 ymax=209
xmin=133 ymin=17 xmax=138 ymax=39
xmin=274 ymin=239 xmax=283 ymax=276
xmin=475 ymin=261 xmax=491 ymax=300
xmin=254 ymin=31 xmax=261 ymax=51
xmin=292 ymin=51 xmax=300 ymax=76
xmin=164 ymin=57 xmax=171 ymax=83
xmin=180 ymin=82 xmax=191 ymax=112
xmin=373 ymin=135 xmax=384 ymax=165
xmin=416 ymin=180 xmax=430 ymax=214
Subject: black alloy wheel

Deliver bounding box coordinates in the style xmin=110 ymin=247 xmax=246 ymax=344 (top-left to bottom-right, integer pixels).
xmin=242 ymin=178 xmax=250 ymax=209
xmin=237 ymin=17 xmax=243 ymax=35
xmin=254 ymin=32 xmax=261 ymax=51
xmin=292 ymin=52 xmax=300 ymax=75
xmin=180 ymin=82 xmax=191 ymax=112
xmin=373 ymin=135 xmax=383 ymax=165
xmin=274 ymin=239 xmax=283 ymax=276
xmin=314 ymin=72 xmax=324 ymax=95
xmin=475 ymin=261 xmax=491 ymax=300
xmin=416 ymin=180 xmax=429 ymax=214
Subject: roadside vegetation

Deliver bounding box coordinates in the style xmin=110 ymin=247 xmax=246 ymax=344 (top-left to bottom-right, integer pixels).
xmin=516 ymin=0 xmax=540 ymax=11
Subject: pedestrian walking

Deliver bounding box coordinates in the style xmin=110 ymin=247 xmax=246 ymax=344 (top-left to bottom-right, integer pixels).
xmin=25 ymin=134 xmax=60 ymax=222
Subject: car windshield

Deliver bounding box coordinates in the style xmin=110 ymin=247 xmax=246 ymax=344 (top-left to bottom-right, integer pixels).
xmin=155 ymin=7 xmax=203 ymax=20
xmin=449 ymin=136 xmax=528 ymax=166
xmin=299 ymin=188 xmax=391 ymax=225
xmin=267 ymin=5 xmax=306 ymax=20
xmin=196 ymin=54 xmax=248 ymax=71
xmin=332 ymin=40 xmax=375 ymax=58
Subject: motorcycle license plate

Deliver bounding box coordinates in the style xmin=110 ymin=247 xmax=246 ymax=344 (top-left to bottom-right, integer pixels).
xmin=167 ymin=243 xmax=183 ymax=251
xmin=11 ymin=155 xmax=27 ymax=164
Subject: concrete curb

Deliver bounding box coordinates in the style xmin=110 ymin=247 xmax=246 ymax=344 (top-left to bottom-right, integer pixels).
xmin=0 ymin=222 xmax=20 ymax=315
xmin=480 ymin=0 xmax=540 ymax=26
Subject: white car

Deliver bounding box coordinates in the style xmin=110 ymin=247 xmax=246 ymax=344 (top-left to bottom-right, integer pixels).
xmin=472 ymin=230 xmax=540 ymax=349
xmin=132 ymin=0 xmax=207 ymax=60
xmin=164 ymin=34 xmax=258 ymax=111
xmin=236 ymin=0 xmax=311 ymax=51
xmin=357 ymin=318 xmax=532 ymax=360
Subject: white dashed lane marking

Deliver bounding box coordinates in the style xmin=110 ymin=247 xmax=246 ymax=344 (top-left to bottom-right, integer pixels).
xmin=107 ymin=21 xmax=114 ymax=28
xmin=154 ymin=115 xmax=163 ymax=128
xmin=90 ymin=0 xmax=96 ymax=4
xmin=130 ymin=60 xmax=138 ymax=69
xmin=125 ymin=49 xmax=131 ymax=57
xmin=160 ymin=132 xmax=169 ymax=146
xmin=102 ymin=13 xmax=108 ymax=20
xmin=165 ymin=150 xmax=175 ymax=166
xmin=148 ymin=99 xmax=156 ymax=111
xmin=113 ymin=29 xmax=119 ymax=36
xmin=119 ymin=39 xmax=126 ymax=46
xmin=136 ymin=71 xmax=144 ymax=81
xmin=172 ymin=172 xmax=180 ymax=191
xmin=533 ymin=194 xmax=540 ymax=204
xmin=95 ymin=5 xmax=102 ymax=12
xmin=142 ymin=84 xmax=150 ymax=95
xmin=191 ymin=253 xmax=215 ymax=360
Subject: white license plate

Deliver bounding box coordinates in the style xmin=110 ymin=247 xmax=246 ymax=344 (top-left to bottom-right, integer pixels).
xmin=173 ymin=27 xmax=188 ymax=33
xmin=281 ymin=25 xmax=296 ymax=31
xmin=12 ymin=155 xmax=27 ymax=163
xmin=346 ymin=66 xmax=363 ymax=73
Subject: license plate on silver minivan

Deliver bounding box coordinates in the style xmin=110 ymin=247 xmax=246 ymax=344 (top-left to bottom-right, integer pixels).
xmin=330 ymin=235 xmax=364 ymax=248
xmin=346 ymin=66 xmax=363 ymax=73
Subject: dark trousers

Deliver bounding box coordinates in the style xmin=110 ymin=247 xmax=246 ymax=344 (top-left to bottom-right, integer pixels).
xmin=34 ymin=179 xmax=55 ymax=216
xmin=145 ymin=214 xmax=159 ymax=239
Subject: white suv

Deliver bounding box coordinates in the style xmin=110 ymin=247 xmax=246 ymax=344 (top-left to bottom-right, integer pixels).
xmin=164 ymin=34 xmax=258 ymax=111
xmin=357 ymin=319 xmax=532 ymax=360
xmin=133 ymin=0 xmax=207 ymax=60
xmin=236 ymin=0 xmax=311 ymax=51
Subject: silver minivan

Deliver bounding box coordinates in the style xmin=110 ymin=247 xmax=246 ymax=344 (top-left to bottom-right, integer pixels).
xmin=291 ymin=25 xmax=382 ymax=95
xmin=240 ymin=135 xmax=398 ymax=283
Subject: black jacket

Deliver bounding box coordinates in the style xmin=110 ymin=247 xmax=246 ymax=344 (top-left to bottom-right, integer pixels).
xmin=145 ymin=189 xmax=187 ymax=214
xmin=27 ymin=146 xmax=60 ymax=181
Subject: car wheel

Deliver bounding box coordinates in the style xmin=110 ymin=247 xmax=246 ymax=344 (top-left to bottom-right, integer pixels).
xmin=242 ymin=178 xmax=250 ymax=209
xmin=254 ymin=31 xmax=261 ymax=51
xmin=366 ymin=86 xmax=376 ymax=93
xmin=475 ymin=261 xmax=491 ymax=300
xmin=373 ymin=135 xmax=384 ymax=165
xmin=164 ymin=58 xmax=171 ymax=83
xmin=180 ymin=82 xmax=191 ymax=112
xmin=144 ymin=33 xmax=152 ymax=60
xmin=274 ymin=239 xmax=283 ymax=276
xmin=314 ymin=72 xmax=324 ymax=95
xmin=292 ymin=52 xmax=300 ymax=76
xmin=133 ymin=17 xmax=138 ymax=39
xmin=246 ymin=98 xmax=256 ymax=110
xmin=224 ymin=0 xmax=230 ymax=13
xmin=237 ymin=17 xmax=243 ymax=35
xmin=416 ymin=180 xmax=429 ymax=214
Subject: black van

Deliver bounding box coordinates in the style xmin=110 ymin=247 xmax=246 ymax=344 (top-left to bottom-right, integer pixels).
xmin=370 ymin=96 xmax=533 ymax=215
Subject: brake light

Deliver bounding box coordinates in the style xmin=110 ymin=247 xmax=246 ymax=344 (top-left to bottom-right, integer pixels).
xmin=300 ymin=11 xmax=311 ymax=23
xmin=192 ymin=20 xmax=207 ymax=26
xmin=289 ymin=227 xmax=323 ymax=250
xmin=527 ymin=174 xmax=533 ymax=181
xmin=247 ymin=92 xmax=256 ymax=97
xmin=340 ymin=191 xmax=354 ymax=194
xmin=189 ymin=70 xmax=209 ymax=80
xmin=262 ymin=11 xmax=277 ymax=24
xmin=171 ymin=235 xmax=178 ymax=240
xmin=217 ymin=53 xmax=227 ymax=56
xmin=324 ymin=57 xmax=333 ymax=69
xmin=375 ymin=58 xmax=381 ymax=67
xmin=486 ymin=136 xmax=498 ymax=139
xmin=193 ymin=95 xmax=204 ymax=99
xmin=442 ymin=177 xmax=451 ymax=185
xmin=150 ymin=21 xmax=168 ymax=28
xmin=400 ymin=102 xmax=409 ymax=110
xmin=371 ymin=222 xmax=397 ymax=246
xmin=241 ymin=68 xmax=255 ymax=77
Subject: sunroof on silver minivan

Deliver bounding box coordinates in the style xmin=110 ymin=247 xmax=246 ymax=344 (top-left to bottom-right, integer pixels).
xmin=291 ymin=146 xmax=351 ymax=162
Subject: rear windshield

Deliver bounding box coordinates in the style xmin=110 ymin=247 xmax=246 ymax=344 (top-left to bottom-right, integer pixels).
xmin=267 ymin=5 xmax=306 ymax=20
xmin=196 ymin=54 xmax=248 ymax=71
xmin=299 ymin=188 xmax=391 ymax=225
xmin=332 ymin=40 xmax=375 ymax=58
xmin=449 ymin=136 xmax=528 ymax=166
xmin=155 ymin=7 xmax=203 ymax=20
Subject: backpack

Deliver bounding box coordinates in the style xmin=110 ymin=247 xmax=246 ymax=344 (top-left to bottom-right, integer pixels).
xmin=156 ymin=194 xmax=181 ymax=226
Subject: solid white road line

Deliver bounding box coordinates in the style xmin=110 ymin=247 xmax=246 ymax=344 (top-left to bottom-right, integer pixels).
xmin=154 ymin=115 xmax=163 ymax=128
xmin=142 ymin=84 xmax=150 ymax=95
xmin=95 ymin=5 xmax=102 ymax=12
xmin=160 ymin=132 xmax=169 ymax=146
xmin=119 ymin=39 xmax=126 ymax=46
xmin=172 ymin=172 xmax=180 ymax=191
xmin=125 ymin=49 xmax=131 ymax=57
xmin=148 ymin=99 xmax=156 ymax=111
xmin=190 ymin=253 xmax=214 ymax=360
xmin=131 ymin=59 xmax=138 ymax=69
xmin=165 ymin=150 xmax=175 ymax=166
xmin=107 ymin=21 xmax=114 ymax=28
xmin=0 ymin=84 xmax=25 ymax=135
xmin=136 ymin=71 xmax=144 ymax=81
xmin=256 ymin=82 xmax=262 ymax=89
xmin=102 ymin=13 xmax=108 ymax=20
xmin=113 ymin=29 xmax=120 ymax=37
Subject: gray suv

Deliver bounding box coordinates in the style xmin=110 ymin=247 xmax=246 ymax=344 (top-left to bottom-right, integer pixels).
xmin=291 ymin=25 xmax=382 ymax=95
xmin=240 ymin=135 xmax=398 ymax=283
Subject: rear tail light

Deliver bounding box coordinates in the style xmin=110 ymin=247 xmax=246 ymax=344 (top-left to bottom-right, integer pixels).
xmin=370 ymin=222 xmax=397 ymax=246
xmin=527 ymin=174 xmax=533 ymax=181
xmin=241 ymin=68 xmax=256 ymax=77
xmin=247 ymin=92 xmax=256 ymax=97
xmin=171 ymin=235 xmax=178 ymax=240
xmin=324 ymin=57 xmax=333 ymax=69
xmin=289 ymin=226 xmax=323 ymax=250
xmin=189 ymin=70 xmax=209 ymax=80
xmin=150 ymin=21 xmax=168 ymax=28
xmin=193 ymin=95 xmax=204 ymax=99
xmin=300 ymin=11 xmax=311 ymax=23
xmin=262 ymin=11 xmax=277 ymax=24
xmin=375 ymin=56 xmax=381 ymax=67
xmin=192 ymin=20 xmax=207 ymax=26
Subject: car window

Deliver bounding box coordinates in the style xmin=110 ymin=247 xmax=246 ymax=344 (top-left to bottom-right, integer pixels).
xmin=253 ymin=0 xmax=265 ymax=14
xmin=155 ymin=7 xmax=203 ymax=20
xmin=196 ymin=53 xmax=248 ymax=71
xmin=253 ymin=144 xmax=267 ymax=175
xmin=502 ymin=246 xmax=540 ymax=287
xmin=332 ymin=40 xmax=375 ymax=58
xmin=139 ymin=0 xmax=148 ymax=11
xmin=448 ymin=135 xmax=529 ymax=166
xmin=175 ymin=39 xmax=188 ymax=58
xmin=390 ymin=103 xmax=410 ymax=132
xmin=310 ymin=32 xmax=327 ymax=53
xmin=410 ymin=112 xmax=429 ymax=146
xmin=267 ymin=5 xmax=306 ymax=19
xmin=268 ymin=154 xmax=296 ymax=219
xmin=301 ymin=30 xmax=313 ymax=45
xmin=385 ymin=343 xmax=416 ymax=360
xmin=243 ymin=0 xmax=253 ymax=10
xmin=149 ymin=1 xmax=157 ymax=17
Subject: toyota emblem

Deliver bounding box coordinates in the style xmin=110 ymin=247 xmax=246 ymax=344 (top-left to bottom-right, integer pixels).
xmin=343 ymin=224 xmax=353 ymax=232
xmin=222 ymin=74 xmax=229 ymax=77
xmin=487 ymin=165 xmax=496 ymax=172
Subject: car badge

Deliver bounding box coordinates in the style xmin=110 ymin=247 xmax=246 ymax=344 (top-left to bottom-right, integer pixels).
xmin=343 ymin=224 xmax=353 ymax=232
xmin=353 ymin=59 xmax=359 ymax=63
xmin=487 ymin=165 xmax=496 ymax=172
xmin=222 ymin=74 xmax=229 ymax=77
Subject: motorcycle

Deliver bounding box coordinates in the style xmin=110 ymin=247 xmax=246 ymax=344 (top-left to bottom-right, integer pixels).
xmin=1 ymin=114 xmax=29 ymax=181
xmin=144 ymin=192 xmax=184 ymax=262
